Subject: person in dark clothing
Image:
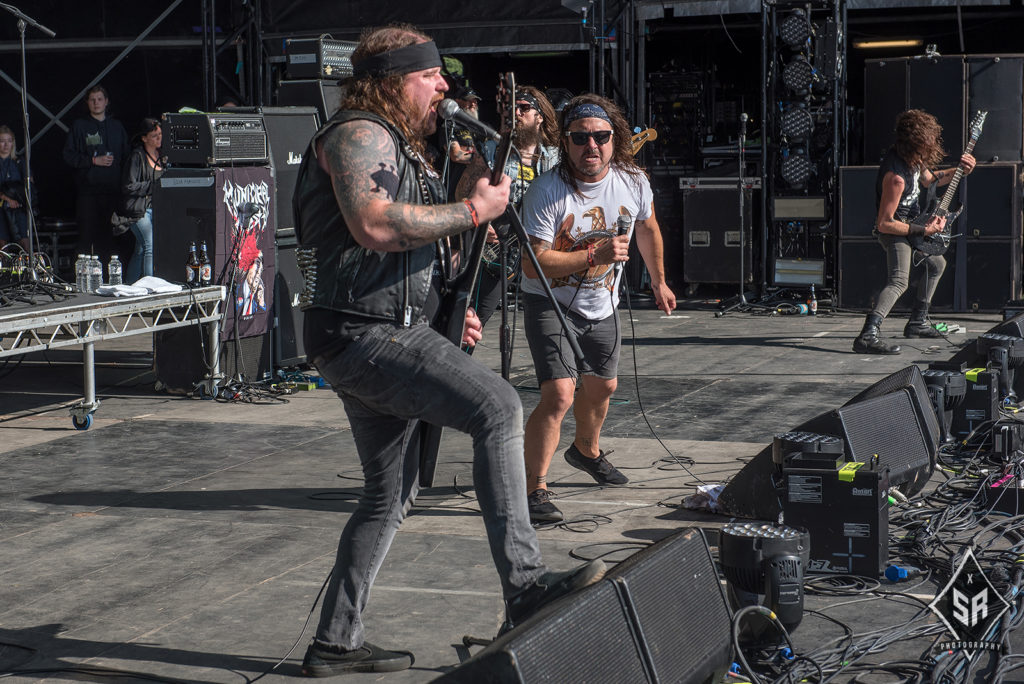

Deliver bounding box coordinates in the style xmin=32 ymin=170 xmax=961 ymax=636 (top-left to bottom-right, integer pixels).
xmin=852 ymin=109 xmax=975 ymax=354
xmin=120 ymin=118 xmax=163 ymax=283
xmin=63 ymin=85 xmax=130 ymax=263
xmin=0 ymin=125 xmax=35 ymax=251
xmin=292 ymin=24 xmax=605 ymax=678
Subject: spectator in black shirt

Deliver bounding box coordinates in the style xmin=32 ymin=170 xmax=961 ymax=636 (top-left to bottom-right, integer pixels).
xmin=63 ymin=85 xmax=130 ymax=263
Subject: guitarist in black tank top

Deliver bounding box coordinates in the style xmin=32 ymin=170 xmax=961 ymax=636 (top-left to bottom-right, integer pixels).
xmin=853 ymin=109 xmax=975 ymax=355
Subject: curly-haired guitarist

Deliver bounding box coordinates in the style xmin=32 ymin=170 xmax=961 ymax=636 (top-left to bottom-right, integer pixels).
xmin=853 ymin=109 xmax=975 ymax=355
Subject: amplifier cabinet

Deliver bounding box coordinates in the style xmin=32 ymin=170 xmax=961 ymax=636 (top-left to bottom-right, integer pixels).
xmin=161 ymin=112 xmax=269 ymax=167
xmin=284 ymin=37 xmax=357 ymax=80
xmin=838 ymin=166 xmax=878 ymax=238
xmin=259 ymin=106 xmax=320 ymax=237
xmin=277 ymin=80 xmax=344 ymax=129
xmin=682 ymin=185 xmax=754 ymax=285
xmin=152 ymin=166 xmax=276 ymax=340
xmin=274 ymin=233 xmax=307 ymax=368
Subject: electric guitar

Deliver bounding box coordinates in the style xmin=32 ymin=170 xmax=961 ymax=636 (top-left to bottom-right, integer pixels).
xmin=631 ymin=128 xmax=657 ymax=156
xmin=417 ymin=72 xmax=517 ymax=488
xmin=908 ymin=110 xmax=986 ymax=256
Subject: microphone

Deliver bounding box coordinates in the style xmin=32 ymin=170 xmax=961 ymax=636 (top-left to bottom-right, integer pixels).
xmin=615 ymin=214 xmax=631 ymax=274
xmin=739 ymin=112 xmax=748 ymax=139
xmin=438 ymin=99 xmax=501 ymax=142
xmin=616 ymin=214 xmax=631 ymax=236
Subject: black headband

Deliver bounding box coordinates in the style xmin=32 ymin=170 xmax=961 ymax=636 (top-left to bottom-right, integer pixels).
xmin=351 ymin=41 xmax=442 ymax=79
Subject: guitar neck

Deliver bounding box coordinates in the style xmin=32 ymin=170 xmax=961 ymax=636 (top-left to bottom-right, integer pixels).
xmin=938 ymin=137 xmax=977 ymax=210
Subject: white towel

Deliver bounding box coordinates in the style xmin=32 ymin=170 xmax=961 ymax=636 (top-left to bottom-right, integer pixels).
xmin=131 ymin=276 xmax=184 ymax=293
xmin=94 ymin=284 xmax=150 ymax=297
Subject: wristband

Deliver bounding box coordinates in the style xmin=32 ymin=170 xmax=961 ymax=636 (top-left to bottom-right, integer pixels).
xmin=463 ymin=198 xmax=479 ymax=229
xmin=586 ymin=243 xmax=596 ymax=267
xmin=907 ymin=222 xmax=926 ymax=237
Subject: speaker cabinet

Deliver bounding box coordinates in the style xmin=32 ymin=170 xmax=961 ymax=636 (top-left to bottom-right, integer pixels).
xmin=259 ymin=106 xmax=320 ymax=237
xmin=864 ymin=56 xmax=966 ymax=166
xmin=152 ymin=166 xmax=276 ymax=340
xmin=153 ymin=326 xmax=272 ymax=392
xmin=960 ymin=162 xmax=1022 ymax=239
xmin=968 ymin=56 xmax=1024 ymax=163
xmin=436 ymin=528 xmax=732 ymax=684
xmin=907 ymin=57 xmax=966 ymax=165
xmin=837 ymin=239 xmax=955 ymax=312
xmin=838 ymin=166 xmax=879 ymax=238
xmin=795 ymin=389 xmax=934 ymax=497
xmin=277 ymin=79 xmax=344 ymax=127
xmin=274 ymin=234 xmax=306 ymax=367
xmin=719 ymin=367 xmax=938 ymax=520
xmin=682 ymin=185 xmax=754 ymax=285
xmin=648 ymin=172 xmax=684 ymax=291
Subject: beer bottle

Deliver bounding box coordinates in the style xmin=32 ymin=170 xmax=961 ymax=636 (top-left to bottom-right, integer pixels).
xmin=199 ymin=241 xmax=212 ymax=286
xmin=186 ymin=241 xmax=199 ymax=286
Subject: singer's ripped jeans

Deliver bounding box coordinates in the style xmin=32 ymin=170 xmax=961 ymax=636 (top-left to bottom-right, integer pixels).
xmin=311 ymin=322 xmax=546 ymax=650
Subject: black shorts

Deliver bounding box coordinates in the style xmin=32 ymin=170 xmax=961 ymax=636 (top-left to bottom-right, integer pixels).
xmin=523 ymin=293 xmax=621 ymax=383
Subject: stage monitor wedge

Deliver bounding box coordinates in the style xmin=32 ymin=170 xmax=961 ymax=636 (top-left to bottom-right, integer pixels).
xmin=434 ymin=528 xmax=732 ymax=684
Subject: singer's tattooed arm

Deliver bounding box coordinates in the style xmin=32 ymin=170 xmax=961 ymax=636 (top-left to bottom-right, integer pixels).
xmin=320 ymin=120 xmax=476 ymax=252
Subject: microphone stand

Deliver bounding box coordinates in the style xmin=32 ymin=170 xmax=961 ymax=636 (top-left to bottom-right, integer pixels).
xmin=717 ymin=112 xmax=769 ymax=317
xmin=0 ymin=3 xmax=65 ymax=303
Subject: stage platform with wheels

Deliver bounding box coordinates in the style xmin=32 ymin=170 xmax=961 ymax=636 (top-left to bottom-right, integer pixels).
xmin=0 ymin=286 xmax=224 ymax=428
xmin=0 ymin=299 xmax=1022 ymax=682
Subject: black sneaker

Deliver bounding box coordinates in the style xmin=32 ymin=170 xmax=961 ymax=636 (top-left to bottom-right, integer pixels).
xmin=505 ymin=559 xmax=607 ymax=627
xmin=564 ymin=443 xmax=628 ymax=485
xmin=300 ymin=641 xmax=414 ymax=677
xmin=527 ymin=488 xmax=563 ymax=524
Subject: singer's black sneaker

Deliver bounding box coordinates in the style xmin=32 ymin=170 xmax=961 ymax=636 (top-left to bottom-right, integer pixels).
xmin=528 ymin=488 xmax=563 ymax=524
xmin=564 ymin=443 xmax=628 ymax=485
xmin=300 ymin=641 xmax=413 ymax=677
xmin=505 ymin=559 xmax=607 ymax=628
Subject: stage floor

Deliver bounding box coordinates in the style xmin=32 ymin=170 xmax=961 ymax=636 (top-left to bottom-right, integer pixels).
xmin=0 ymin=297 xmax=1015 ymax=682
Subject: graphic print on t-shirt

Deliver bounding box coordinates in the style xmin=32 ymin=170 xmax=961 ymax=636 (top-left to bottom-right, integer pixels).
xmin=551 ymin=204 xmax=631 ymax=292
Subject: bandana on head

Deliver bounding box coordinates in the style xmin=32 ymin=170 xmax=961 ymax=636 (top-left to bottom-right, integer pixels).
xmin=562 ymin=103 xmax=612 ymax=129
xmin=351 ymin=41 xmax=442 ymax=79
xmin=515 ymin=91 xmax=540 ymax=111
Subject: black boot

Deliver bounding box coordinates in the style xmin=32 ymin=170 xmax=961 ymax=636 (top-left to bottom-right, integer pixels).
xmin=853 ymin=313 xmax=901 ymax=354
xmin=904 ymin=302 xmax=945 ymax=338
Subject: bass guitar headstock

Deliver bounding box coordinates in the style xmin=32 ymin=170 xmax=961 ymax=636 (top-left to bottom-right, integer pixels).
xmin=490 ymin=72 xmax=516 ymax=186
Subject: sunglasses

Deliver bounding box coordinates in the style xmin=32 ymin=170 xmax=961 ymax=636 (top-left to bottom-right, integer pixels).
xmin=515 ymin=103 xmax=535 ymax=114
xmin=566 ymin=130 xmax=612 ymax=146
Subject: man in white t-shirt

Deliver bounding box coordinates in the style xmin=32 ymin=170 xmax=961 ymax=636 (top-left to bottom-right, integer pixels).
xmin=520 ymin=94 xmax=677 ymax=524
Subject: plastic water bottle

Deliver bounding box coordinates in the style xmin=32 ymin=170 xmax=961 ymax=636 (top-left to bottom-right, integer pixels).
xmin=75 ymin=254 xmax=88 ymax=293
xmin=108 ymin=255 xmax=122 ymax=286
xmin=88 ymin=255 xmax=102 ymax=292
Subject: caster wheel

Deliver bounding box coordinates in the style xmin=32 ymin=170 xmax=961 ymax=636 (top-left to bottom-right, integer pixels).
xmin=72 ymin=414 xmax=93 ymax=430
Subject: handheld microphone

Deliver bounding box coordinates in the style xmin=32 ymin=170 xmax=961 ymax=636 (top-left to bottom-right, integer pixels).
xmin=615 ymin=214 xmax=631 ymax=274
xmin=438 ymin=99 xmax=501 ymax=142
xmin=616 ymin=214 xmax=632 ymax=236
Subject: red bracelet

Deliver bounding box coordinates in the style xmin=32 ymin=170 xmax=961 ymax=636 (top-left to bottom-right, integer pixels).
xmin=586 ymin=244 xmax=596 ymax=267
xmin=463 ymin=199 xmax=479 ymax=228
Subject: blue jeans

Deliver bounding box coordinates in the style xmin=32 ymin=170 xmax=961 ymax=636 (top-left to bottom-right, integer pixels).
xmin=311 ymin=322 xmax=546 ymax=649
xmin=126 ymin=207 xmax=153 ymax=283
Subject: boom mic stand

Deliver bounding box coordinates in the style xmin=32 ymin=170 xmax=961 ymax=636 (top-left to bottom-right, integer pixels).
xmin=716 ymin=112 xmax=769 ymax=317
xmin=0 ymin=3 xmax=65 ymax=303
